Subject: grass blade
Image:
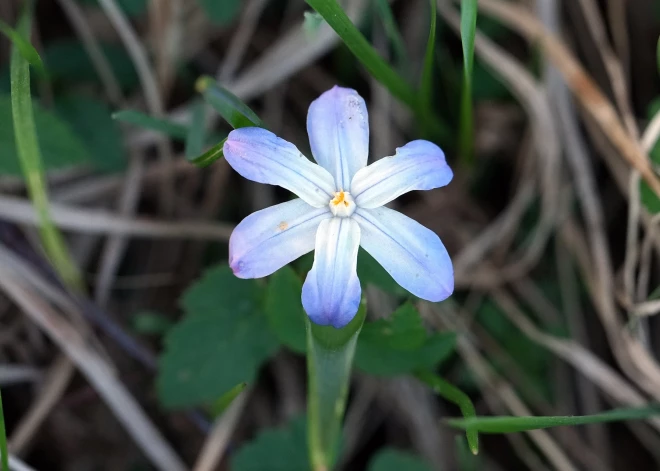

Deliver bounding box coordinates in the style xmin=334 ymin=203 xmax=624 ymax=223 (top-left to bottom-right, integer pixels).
xmin=374 ymin=0 xmax=408 ymax=71
xmin=416 ymin=371 xmax=479 ymax=455
xmin=447 ymin=405 xmax=660 ymax=433
xmin=185 ymin=99 xmax=206 ymax=159
xmin=305 ymin=0 xmax=417 ymax=109
xmin=0 ymin=19 xmax=44 ymax=72
xmin=420 ymin=0 xmax=438 ymax=133
xmin=458 ymin=0 xmax=477 ymax=167
xmin=113 ymin=109 xmax=189 ymax=140
xmin=0 ymin=388 xmax=7 ymax=471
xmin=195 ymin=76 xmax=264 ymax=129
xmin=10 ymin=2 xmax=81 ymax=289
xmin=188 ymin=138 xmax=227 ymax=168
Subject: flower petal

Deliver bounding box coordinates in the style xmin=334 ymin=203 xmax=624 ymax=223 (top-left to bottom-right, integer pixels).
xmin=351 ymin=140 xmax=452 ymax=208
xmin=230 ymin=199 xmax=331 ymax=278
xmin=307 ymin=86 xmax=369 ymax=190
xmin=224 ymin=127 xmax=336 ymax=207
xmin=302 ymin=217 xmax=362 ymax=328
xmin=353 ymin=206 xmax=453 ymax=301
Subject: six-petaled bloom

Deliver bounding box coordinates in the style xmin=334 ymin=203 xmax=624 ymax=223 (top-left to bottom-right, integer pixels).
xmin=223 ymin=86 xmax=454 ymax=329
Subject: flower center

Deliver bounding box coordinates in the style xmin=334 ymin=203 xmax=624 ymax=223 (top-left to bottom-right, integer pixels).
xmin=329 ymin=191 xmax=356 ymax=217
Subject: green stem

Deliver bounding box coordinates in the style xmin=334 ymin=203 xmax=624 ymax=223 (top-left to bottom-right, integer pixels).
xmin=0 ymin=388 xmax=8 ymax=471
xmin=307 ymin=304 xmax=366 ymax=471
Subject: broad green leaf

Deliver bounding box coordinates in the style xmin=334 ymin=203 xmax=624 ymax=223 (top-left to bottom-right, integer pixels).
xmin=305 ymin=0 xmax=417 ymax=109
xmin=10 ymin=2 xmax=82 ymax=289
xmin=359 ymin=303 xmax=426 ymax=350
xmin=197 ymin=0 xmax=242 ymax=25
xmin=416 ymin=371 xmax=479 ymax=454
xmin=447 ymin=405 xmax=660 ymax=433
xmin=367 ymin=449 xmax=433 ymax=471
xmin=232 ymin=417 xmax=309 ymax=471
xmin=43 ymin=39 xmax=138 ymax=89
xmin=113 ymin=109 xmax=189 ymax=140
xmin=459 ymin=0 xmax=478 ymax=166
xmin=157 ymin=265 xmax=279 ymax=408
xmin=0 ymin=94 xmax=90 ymax=175
xmin=0 ymin=19 xmax=44 ymax=72
xmin=355 ymin=303 xmax=456 ymax=376
xmin=357 ymin=248 xmax=407 ymax=296
xmin=196 ymin=76 xmax=264 ymax=129
xmin=264 ymin=266 xmax=307 ymax=354
xmin=55 ymin=94 xmax=126 ymax=172
xmin=185 ymin=99 xmax=206 ymax=159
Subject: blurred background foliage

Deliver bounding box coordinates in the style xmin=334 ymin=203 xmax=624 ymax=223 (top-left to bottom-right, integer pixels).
xmin=1 ymin=0 xmax=660 ymax=470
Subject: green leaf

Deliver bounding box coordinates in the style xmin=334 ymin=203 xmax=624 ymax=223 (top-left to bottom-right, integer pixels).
xmin=10 ymin=1 xmax=82 ymax=289
xmin=185 ymin=99 xmax=206 ymax=159
xmin=113 ymin=109 xmax=189 ymax=140
xmin=367 ymin=449 xmax=433 ymax=471
xmin=0 ymin=94 xmax=90 ymax=175
xmin=55 ymin=94 xmax=126 ymax=172
xmin=357 ymin=248 xmax=407 ymax=296
xmin=459 ymin=0 xmax=478 ymax=166
xmin=0 ymin=389 xmax=8 ymax=471
xmin=416 ymin=371 xmax=479 ymax=455
xmin=355 ymin=303 xmax=456 ymax=376
xmin=158 ymin=265 xmax=279 ymax=408
xmin=0 ymin=19 xmax=44 ymax=72
xmin=196 ymin=76 xmax=264 ymax=129
xmin=43 ymin=39 xmax=138 ymax=89
xmin=131 ymin=311 xmax=173 ymax=336
xmin=187 ymin=138 xmax=226 ymax=167
xmin=305 ymin=0 xmax=417 ymax=109
xmin=419 ymin=0 xmax=437 ymax=131
xmin=641 ymin=97 xmax=660 ymax=213
xmin=77 ymin=0 xmax=148 ymax=17
xmin=446 ymin=405 xmax=660 ymax=434
xmin=209 ymin=382 xmax=247 ymax=417
xmin=264 ymin=266 xmax=307 ymax=354
xmin=374 ymin=0 xmax=408 ymax=71
xmin=197 ymin=0 xmax=242 ymax=25
xmin=232 ymin=417 xmax=309 ymax=471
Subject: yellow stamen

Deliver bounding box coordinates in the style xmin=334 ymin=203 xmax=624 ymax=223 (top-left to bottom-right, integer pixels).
xmin=331 ymin=191 xmax=346 ymax=206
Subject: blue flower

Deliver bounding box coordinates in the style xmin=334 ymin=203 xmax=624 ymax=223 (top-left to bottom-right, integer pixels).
xmin=224 ymin=86 xmax=454 ymax=328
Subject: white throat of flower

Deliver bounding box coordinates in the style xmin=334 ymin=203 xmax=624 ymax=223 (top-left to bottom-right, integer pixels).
xmin=328 ymin=191 xmax=356 ymax=217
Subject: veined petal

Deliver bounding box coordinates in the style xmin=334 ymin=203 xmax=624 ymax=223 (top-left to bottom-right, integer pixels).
xmin=307 ymin=86 xmax=369 ymax=191
xmin=230 ymin=199 xmax=331 ymax=278
xmin=302 ymin=218 xmax=361 ymax=328
xmin=353 ymin=206 xmax=453 ymax=301
xmin=351 ymin=140 xmax=452 ymax=208
xmin=224 ymin=127 xmax=336 ymax=207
